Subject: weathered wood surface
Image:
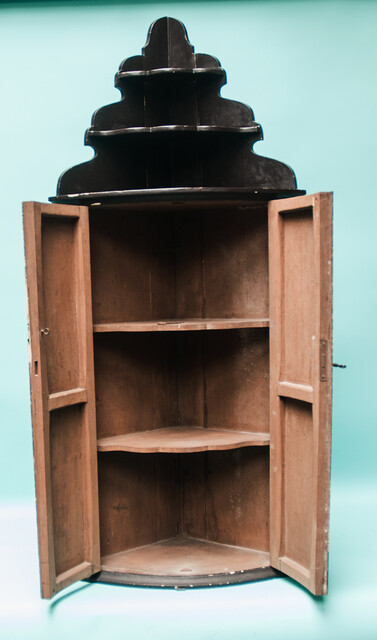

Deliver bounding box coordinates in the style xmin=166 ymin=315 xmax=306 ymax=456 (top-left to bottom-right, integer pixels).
xmin=94 ymin=329 xmax=270 ymax=440
xmin=94 ymin=318 xmax=269 ymax=332
xmin=23 ymin=201 xmax=100 ymax=599
xmin=268 ymin=192 xmax=332 ymax=596
xmin=101 ymin=536 xmax=270 ymax=577
xmin=97 ymin=426 xmax=270 ymax=453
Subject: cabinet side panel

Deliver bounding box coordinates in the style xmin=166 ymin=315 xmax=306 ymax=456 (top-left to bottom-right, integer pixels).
xmin=98 ymin=452 xmax=178 ymax=557
xmin=90 ymin=210 xmax=176 ymax=323
xmin=94 ymin=333 xmax=178 ymax=438
xmin=205 ymin=329 xmax=269 ymax=432
xmin=176 ymin=330 xmax=269 ymax=432
xmin=205 ymin=448 xmax=270 ymax=550
xmin=202 ymin=207 xmax=269 ymax=319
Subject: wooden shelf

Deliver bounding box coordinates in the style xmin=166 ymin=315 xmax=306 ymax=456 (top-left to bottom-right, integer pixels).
xmin=87 ymin=124 xmax=260 ymax=137
xmin=97 ymin=426 xmax=270 ymax=453
xmin=51 ymin=186 xmax=305 ymax=206
xmin=93 ymin=317 xmax=269 ymax=333
xmin=116 ymin=67 xmax=225 ymax=79
xmin=100 ymin=536 xmax=271 ymax=578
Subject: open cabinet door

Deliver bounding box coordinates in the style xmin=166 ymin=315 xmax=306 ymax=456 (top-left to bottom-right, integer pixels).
xmin=23 ymin=202 xmax=100 ymax=599
xmin=269 ymin=193 xmax=332 ymax=595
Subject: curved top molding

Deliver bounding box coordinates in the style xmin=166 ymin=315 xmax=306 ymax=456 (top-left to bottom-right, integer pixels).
xmin=52 ymin=17 xmax=303 ymax=204
xmin=121 ymin=16 xmax=218 ymax=72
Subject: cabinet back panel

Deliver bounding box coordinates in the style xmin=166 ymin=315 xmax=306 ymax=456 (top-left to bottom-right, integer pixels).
xmin=98 ymin=452 xmax=178 ymax=557
xmin=90 ymin=207 xmax=268 ymax=323
xmin=41 ymin=218 xmax=80 ymax=394
xmin=178 ymin=453 xmax=206 ymax=539
xmin=179 ymin=449 xmax=269 ymax=551
xmin=90 ymin=210 xmax=176 ymax=323
xmin=98 ymin=450 xmax=269 ymax=556
xmin=177 ymin=329 xmax=269 ymax=431
xmin=173 ymin=211 xmax=204 ymax=319
xmin=179 ymin=449 xmax=269 ymax=550
xmin=94 ymin=333 xmax=178 ymax=438
xmin=50 ymin=405 xmax=87 ymax=576
xmin=94 ymin=329 xmax=269 ymax=438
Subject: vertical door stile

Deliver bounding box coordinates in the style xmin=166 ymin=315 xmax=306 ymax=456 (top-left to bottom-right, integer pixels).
xmin=75 ymin=206 xmax=101 ymax=583
xmin=24 ymin=202 xmax=57 ymax=596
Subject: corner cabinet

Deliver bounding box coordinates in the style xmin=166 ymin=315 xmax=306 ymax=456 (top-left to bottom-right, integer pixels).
xmin=23 ymin=18 xmax=332 ymax=599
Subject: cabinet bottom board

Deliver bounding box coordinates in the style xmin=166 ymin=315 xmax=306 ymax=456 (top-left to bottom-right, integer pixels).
xmin=88 ymin=536 xmax=279 ymax=588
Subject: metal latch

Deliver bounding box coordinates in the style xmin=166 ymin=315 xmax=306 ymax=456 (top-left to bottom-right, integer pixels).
xmin=320 ymin=339 xmax=327 ymax=381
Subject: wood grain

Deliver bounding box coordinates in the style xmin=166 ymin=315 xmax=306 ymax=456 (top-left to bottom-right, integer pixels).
xmin=90 ymin=209 xmax=176 ymax=323
xmin=89 ymin=206 xmax=269 ymax=325
xmin=23 ymin=201 xmax=100 ymax=599
xmin=268 ymin=192 xmax=332 ymax=596
xmin=277 ymin=381 xmax=313 ymax=404
xmin=204 ymin=329 xmax=270 ymax=432
xmin=98 ymin=447 xmax=270 ymax=568
xmin=205 ymin=448 xmax=270 ymax=551
xmin=94 ymin=332 xmax=178 ymax=439
xmin=101 ymin=536 xmax=270 ymax=577
xmin=50 ymin=405 xmax=87 ymax=576
xmin=97 ymin=426 xmax=270 ymax=453
xmin=200 ymin=207 xmax=269 ymax=319
xmin=25 ymin=191 xmax=332 ymax=596
xmin=97 ymin=452 xmax=178 ymax=557
xmin=93 ymin=317 xmax=269 ymax=332
xmin=94 ymin=329 xmax=270 ymax=439
xmin=48 ymin=388 xmax=88 ymax=412
xmin=41 ymin=216 xmax=80 ymax=394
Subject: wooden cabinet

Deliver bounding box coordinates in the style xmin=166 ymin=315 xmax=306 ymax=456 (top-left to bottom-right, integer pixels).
xmin=23 ymin=18 xmax=332 ymax=599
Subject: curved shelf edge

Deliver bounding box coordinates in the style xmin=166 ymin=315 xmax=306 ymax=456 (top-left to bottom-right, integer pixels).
xmin=116 ymin=67 xmax=225 ymax=79
xmin=86 ymin=124 xmax=261 ymax=137
xmin=50 ymin=187 xmax=306 ymax=206
xmin=97 ymin=427 xmax=270 ymax=454
xmin=88 ymin=537 xmax=277 ymax=588
xmin=88 ymin=566 xmax=279 ymax=589
xmin=93 ymin=318 xmax=269 ymax=333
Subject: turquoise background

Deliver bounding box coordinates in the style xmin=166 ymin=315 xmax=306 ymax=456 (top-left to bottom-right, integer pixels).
xmin=0 ymin=0 xmax=376 ymax=638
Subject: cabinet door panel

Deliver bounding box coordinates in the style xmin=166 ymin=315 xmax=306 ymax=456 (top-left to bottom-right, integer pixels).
xmin=23 ymin=202 xmax=100 ymax=599
xmin=268 ymin=193 xmax=332 ymax=595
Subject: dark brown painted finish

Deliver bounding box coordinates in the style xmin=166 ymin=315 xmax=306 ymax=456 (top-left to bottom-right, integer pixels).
xmin=51 ymin=18 xmax=302 ymax=203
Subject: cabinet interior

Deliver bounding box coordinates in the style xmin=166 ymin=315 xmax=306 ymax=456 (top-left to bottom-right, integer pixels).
xmin=90 ymin=206 xmax=269 ymax=324
xmin=88 ymin=203 xmax=272 ymax=581
xmin=98 ymin=449 xmax=270 ymax=577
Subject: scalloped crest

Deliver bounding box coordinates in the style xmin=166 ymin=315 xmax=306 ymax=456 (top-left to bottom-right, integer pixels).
xmin=52 ymin=17 xmax=301 ymax=204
